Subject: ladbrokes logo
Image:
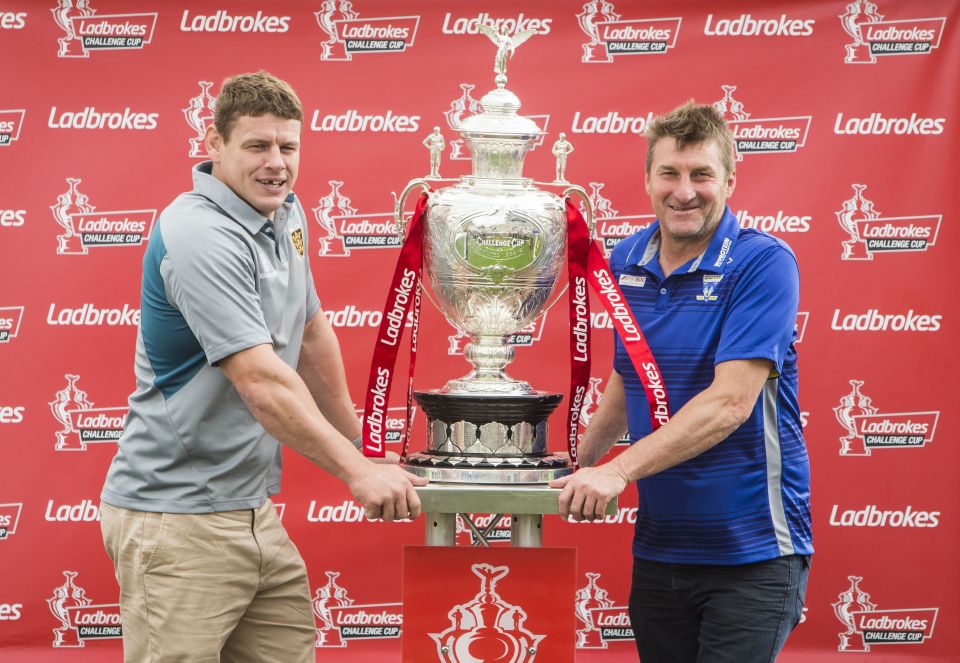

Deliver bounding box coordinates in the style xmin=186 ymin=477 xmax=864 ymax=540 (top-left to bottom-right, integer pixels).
xmin=46 ymin=303 xmax=140 ymax=327
xmin=831 ymin=308 xmax=941 ymax=333
xmin=0 ymin=11 xmax=27 ymax=29
xmin=313 ymin=180 xmax=401 ymax=255
xmin=834 ymin=112 xmax=944 ymax=136
xmin=51 ymin=178 xmax=156 ymax=254
xmin=0 ymin=503 xmax=23 ymax=540
xmin=714 ymin=85 xmax=811 ymax=159
xmin=52 ymin=1 xmax=157 ymax=58
xmin=0 ymin=109 xmax=25 ymax=146
xmin=834 ymin=380 xmax=939 ymax=456
xmin=442 ymin=12 xmax=552 ymax=36
xmin=45 ymin=499 xmax=101 ymax=523
xmin=48 ymin=106 xmax=158 ymax=130
xmin=833 ymin=576 xmax=937 ymax=651
xmin=50 ymin=374 xmax=126 ymax=451
xmin=837 ymin=184 xmax=940 ymax=259
xmin=829 ymin=504 xmax=939 ymax=528
xmin=445 ymin=83 xmax=549 ymax=158
xmin=179 ymin=9 xmax=290 ymax=33
xmin=448 ymin=314 xmax=547 ymax=356
xmin=315 ymin=2 xmax=418 ymax=60
xmin=705 ymin=12 xmax=815 ymax=36
xmin=49 ymin=571 xmax=121 ymax=647
xmin=310 ymin=109 xmax=419 ymax=133
xmin=1 ymin=209 xmax=26 ymax=227
xmin=576 ymin=572 xmax=632 ymax=649
xmin=313 ymin=571 xmax=401 ymax=647
xmin=0 ymin=306 xmax=24 ymax=343
xmin=737 ymin=209 xmax=811 ymax=234
xmin=840 ymin=1 xmax=945 ymax=64
xmin=577 ymin=2 xmax=680 ymax=61
xmin=572 ymin=110 xmax=653 ymax=135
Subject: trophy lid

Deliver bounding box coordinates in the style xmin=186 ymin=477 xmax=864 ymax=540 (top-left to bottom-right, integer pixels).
xmin=458 ymin=87 xmax=541 ymax=138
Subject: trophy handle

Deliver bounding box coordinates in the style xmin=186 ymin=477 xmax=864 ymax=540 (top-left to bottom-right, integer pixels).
xmin=537 ymin=185 xmax=597 ymax=318
xmin=392 ymin=178 xmax=431 ymax=238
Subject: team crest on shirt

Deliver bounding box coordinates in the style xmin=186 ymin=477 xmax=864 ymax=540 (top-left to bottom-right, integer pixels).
xmin=290 ymin=227 xmax=305 ymax=257
xmin=696 ymin=274 xmax=723 ymax=301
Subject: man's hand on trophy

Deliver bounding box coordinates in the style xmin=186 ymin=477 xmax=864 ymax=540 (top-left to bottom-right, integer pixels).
xmin=550 ymin=463 xmax=629 ymax=522
xmin=348 ymin=463 xmax=428 ymax=522
xmin=370 ymin=450 xmax=402 ymax=465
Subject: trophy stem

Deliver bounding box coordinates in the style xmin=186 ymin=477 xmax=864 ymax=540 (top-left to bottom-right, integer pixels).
xmin=443 ymin=336 xmax=531 ymax=394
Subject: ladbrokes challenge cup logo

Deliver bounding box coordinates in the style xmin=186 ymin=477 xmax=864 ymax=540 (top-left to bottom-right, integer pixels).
xmin=50 ymin=375 xmax=127 ymax=451
xmin=48 ymin=571 xmax=121 ymax=648
xmin=577 ymin=1 xmax=681 ymax=62
xmin=714 ymin=85 xmax=811 ymax=160
xmin=313 ymin=180 xmax=402 ymax=256
xmin=313 ymin=571 xmax=402 ymax=648
xmin=0 ymin=109 xmax=25 ymax=146
xmin=575 ymin=572 xmax=634 ymax=649
xmin=833 ymin=576 xmax=937 ymax=651
xmin=839 ymin=1 xmax=945 ymax=64
xmin=0 ymin=306 xmax=24 ymax=343
xmin=315 ymin=1 xmax=419 ymax=61
xmin=834 ymin=380 xmax=939 ymax=456
xmin=183 ymin=81 xmax=216 ymax=159
xmin=51 ymin=179 xmax=156 ymax=255
xmin=0 ymin=503 xmax=22 ymax=540
xmin=836 ymin=184 xmax=941 ymax=260
xmin=51 ymin=1 xmax=157 ymax=58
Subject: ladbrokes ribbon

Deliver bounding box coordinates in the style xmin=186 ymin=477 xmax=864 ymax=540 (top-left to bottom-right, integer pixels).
xmin=361 ymin=193 xmax=428 ymax=457
xmin=566 ymin=198 xmax=592 ymax=470
xmin=566 ymin=199 xmax=671 ymax=444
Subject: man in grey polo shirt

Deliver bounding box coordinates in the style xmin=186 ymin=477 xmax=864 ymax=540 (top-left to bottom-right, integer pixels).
xmin=99 ymin=71 xmax=425 ymax=662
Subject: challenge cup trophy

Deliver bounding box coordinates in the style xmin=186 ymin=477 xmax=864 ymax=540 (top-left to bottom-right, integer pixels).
xmin=390 ymin=30 xmax=593 ymax=483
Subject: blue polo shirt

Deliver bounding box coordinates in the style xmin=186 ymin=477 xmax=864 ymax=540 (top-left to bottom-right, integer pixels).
xmin=610 ymin=207 xmax=812 ymax=565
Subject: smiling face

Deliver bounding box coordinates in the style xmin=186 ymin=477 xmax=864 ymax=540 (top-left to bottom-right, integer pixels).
xmin=645 ymin=136 xmax=736 ymax=249
xmin=205 ymin=113 xmax=301 ymax=219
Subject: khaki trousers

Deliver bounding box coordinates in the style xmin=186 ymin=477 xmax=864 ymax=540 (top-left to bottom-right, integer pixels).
xmin=100 ymin=500 xmax=316 ymax=662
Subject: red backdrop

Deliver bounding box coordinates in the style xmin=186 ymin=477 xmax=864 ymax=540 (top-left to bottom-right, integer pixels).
xmin=1 ymin=0 xmax=957 ymax=660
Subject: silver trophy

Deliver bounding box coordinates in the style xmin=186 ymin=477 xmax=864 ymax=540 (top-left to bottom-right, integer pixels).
xmin=394 ymin=30 xmax=593 ymax=483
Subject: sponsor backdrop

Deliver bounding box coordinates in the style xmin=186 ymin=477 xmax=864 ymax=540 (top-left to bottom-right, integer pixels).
xmin=1 ymin=0 xmax=956 ymax=660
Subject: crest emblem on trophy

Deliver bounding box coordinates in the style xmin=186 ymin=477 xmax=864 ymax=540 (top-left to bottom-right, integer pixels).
xmin=312 ymin=180 xmax=354 ymax=257
xmin=833 ymin=576 xmax=877 ymax=652
xmin=51 ymin=0 xmax=96 ymax=58
xmin=50 ymin=374 xmax=94 ymax=451
xmin=575 ymin=572 xmax=615 ymax=648
xmin=51 ymin=179 xmax=94 ymax=255
xmin=48 ymin=571 xmax=92 ymax=648
xmin=839 ymin=0 xmax=885 ymax=64
xmin=576 ymin=0 xmax=622 ymax=63
xmin=313 ymin=571 xmax=354 ymax=648
xmin=836 ymin=184 xmax=880 ymax=260
xmin=833 ymin=380 xmax=878 ymax=456
xmin=183 ymin=81 xmax=217 ymax=159
xmin=315 ymin=0 xmax=359 ymax=61
xmin=430 ymin=564 xmax=545 ymax=662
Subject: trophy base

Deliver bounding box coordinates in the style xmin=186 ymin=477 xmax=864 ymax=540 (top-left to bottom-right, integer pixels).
xmin=405 ymin=391 xmax=571 ymax=484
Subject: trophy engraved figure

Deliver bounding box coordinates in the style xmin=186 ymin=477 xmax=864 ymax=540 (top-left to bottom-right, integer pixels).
xmin=183 ymin=81 xmax=216 ymax=158
xmin=834 ymin=380 xmax=878 ymax=456
xmin=51 ymin=178 xmax=94 ymax=255
xmin=575 ymin=572 xmax=615 ymax=648
xmin=840 ymin=0 xmax=884 ymax=64
xmin=478 ymin=24 xmax=537 ymax=88
xmin=48 ymin=571 xmax=91 ymax=648
xmin=423 ymin=127 xmax=446 ymax=179
xmin=552 ymin=133 xmax=574 ymax=184
xmin=312 ymin=571 xmax=353 ymax=647
xmin=577 ymin=0 xmax=621 ymax=63
xmin=315 ymin=0 xmax=358 ymax=61
xmin=312 ymin=180 xmax=353 ymax=257
xmin=833 ymin=576 xmax=876 ymax=652
xmin=50 ymin=374 xmax=94 ymax=451
xmin=430 ymin=564 xmax=545 ymax=663
xmin=52 ymin=0 xmax=95 ymax=58
xmin=836 ymin=184 xmax=879 ymax=260
xmin=393 ymin=31 xmax=594 ymax=483
xmin=444 ymin=84 xmax=482 ymax=160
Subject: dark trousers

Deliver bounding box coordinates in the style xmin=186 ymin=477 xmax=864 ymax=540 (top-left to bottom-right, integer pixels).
xmin=628 ymin=554 xmax=810 ymax=663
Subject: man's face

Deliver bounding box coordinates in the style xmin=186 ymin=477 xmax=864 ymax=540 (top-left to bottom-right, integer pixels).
xmin=645 ymin=137 xmax=735 ymax=246
xmin=205 ymin=113 xmax=301 ymax=219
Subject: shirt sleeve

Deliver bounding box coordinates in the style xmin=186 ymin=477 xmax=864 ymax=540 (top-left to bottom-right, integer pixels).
xmin=295 ymin=199 xmax=322 ymax=321
xmin=160 ymin=219 xmax=273 ymax=365
xmin=714 ymin=244 xmax=799 ymax=372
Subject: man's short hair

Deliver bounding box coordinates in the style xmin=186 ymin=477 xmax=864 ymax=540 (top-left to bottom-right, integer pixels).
xmin=644 ymin=101 xmax=735 ymax=177
xmin=213 ymin=71 xmax=303 ymax=141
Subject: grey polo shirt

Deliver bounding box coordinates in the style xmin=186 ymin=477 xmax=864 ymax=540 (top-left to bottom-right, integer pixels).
xmin=101 ymin=161 xmax=321 ymax=513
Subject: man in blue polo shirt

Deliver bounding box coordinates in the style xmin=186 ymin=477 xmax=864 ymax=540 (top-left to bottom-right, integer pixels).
xmin=552 ymin=101 xmax=812 ymax=661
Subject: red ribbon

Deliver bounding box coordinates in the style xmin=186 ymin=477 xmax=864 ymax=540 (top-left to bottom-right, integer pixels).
xmin=361 ymin=193 xmax=428 ymax=457
xmin=565 ymin=199 xmax=592 ymax=470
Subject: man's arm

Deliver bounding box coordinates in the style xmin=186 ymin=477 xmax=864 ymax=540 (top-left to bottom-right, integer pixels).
xmin=297 ymin=313 xmax=361 ymax=440
xmin=220 ymin=344 xmax=427 ymax=521
xmin=577 ymin=370 xmax=628 ymax=467
xmin=551 ymin=358 xmax=772 ymax=521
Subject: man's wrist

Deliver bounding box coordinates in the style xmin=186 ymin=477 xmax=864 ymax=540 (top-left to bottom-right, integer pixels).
xmin=350 ymin=435 xmax=363 ymax=450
